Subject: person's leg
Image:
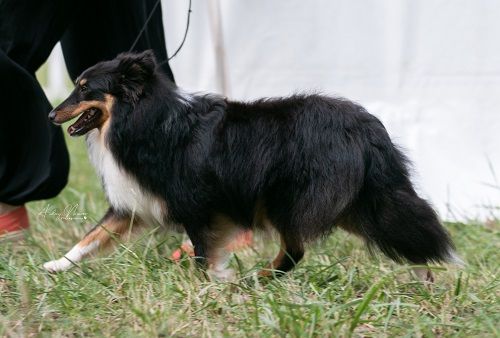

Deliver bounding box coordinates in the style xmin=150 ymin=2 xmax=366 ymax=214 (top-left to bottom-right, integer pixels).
xmin=0 ymin=0 xmax=74 ymax=238
xmin=0 ymin=51 xmax=69 ymax=205
xmin=61 ymin=0 xmax=174 ymax=82
xmin=0 ymin=0 xmax=73 ymax=211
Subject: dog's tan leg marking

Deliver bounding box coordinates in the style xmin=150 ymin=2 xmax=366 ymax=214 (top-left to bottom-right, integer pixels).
xmin=43 ymin=211 xmax=133 ymax=273
xmin=258 ymin=237 xmax=287 ymax=277
xmin=253 ymin=203 xmax=292 ymax=277
xmin=413 ymin=267 xmax=435 ymax=283
xmin=206 ymin=214 xmax=244 ymax=281
xmin=253 ymin=203 xmax=289 ymax=277
xmin=258 ymin=231 xmax=304 ymax=278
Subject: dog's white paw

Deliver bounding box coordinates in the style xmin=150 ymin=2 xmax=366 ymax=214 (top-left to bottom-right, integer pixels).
xmin=43 ymin=258 xmax=73 ymax=273
xmin=208 ymin=268 xmax=235 ymax=281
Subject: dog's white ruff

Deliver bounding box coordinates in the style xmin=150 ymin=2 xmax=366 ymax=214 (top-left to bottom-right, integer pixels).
xmin=86 ymin=129 xmax=165 ymax=225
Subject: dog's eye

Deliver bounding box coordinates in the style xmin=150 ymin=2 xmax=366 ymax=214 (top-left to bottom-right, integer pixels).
xmin=80 ymin=84 xmax=88 ymax=92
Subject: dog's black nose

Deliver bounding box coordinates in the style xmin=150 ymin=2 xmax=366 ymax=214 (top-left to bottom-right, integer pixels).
xmin=48 ymin=110 xmax=56 ymax=121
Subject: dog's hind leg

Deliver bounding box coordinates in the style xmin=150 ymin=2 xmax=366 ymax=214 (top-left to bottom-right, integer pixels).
xmin=258 ymin=233 xmax=304 ymax=278
xmin=43 ymin=208 xmax=134 ymax=273
xmin=184 ymin=214 xmax=245 ymax=281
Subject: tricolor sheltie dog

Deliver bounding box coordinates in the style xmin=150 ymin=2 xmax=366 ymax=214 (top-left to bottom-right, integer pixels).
xmin=45 ymin=51 xmax=460 ymax=280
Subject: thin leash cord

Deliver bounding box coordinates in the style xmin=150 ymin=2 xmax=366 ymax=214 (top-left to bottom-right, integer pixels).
xmin=128 ymin=0 xmax=161 ymax=52
xmin=161 ymin=0 xmax=192 ymax=64
xmin=128 ymin=0 xmax=193 ymax=64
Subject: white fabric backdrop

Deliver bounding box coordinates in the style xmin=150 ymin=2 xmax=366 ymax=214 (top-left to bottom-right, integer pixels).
xmin=161 ymin=0 xmax=500 ymax=221
xmin=45 ymin=0 xmax=500 ymax=221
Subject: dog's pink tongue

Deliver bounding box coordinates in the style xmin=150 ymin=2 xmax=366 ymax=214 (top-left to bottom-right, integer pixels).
xmin=67 ymin=114 xmax=86 ymax=136
xmin=67 ymin=125 xmax=77 ymax=135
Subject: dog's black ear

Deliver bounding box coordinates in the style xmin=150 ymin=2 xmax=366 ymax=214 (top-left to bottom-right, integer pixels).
xmin=116 ymin=50 xmax=157 ymax=102
xmin=117 ymin=50 xmax=156 ymax=80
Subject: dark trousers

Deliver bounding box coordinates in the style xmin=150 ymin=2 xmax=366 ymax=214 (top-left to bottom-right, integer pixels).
xmin=0 ymin=0 xmax=174 ymax=205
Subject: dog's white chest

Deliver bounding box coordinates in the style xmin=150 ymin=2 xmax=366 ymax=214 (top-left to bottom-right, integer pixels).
xmin=86 ymin=130 xmax=165 ymax=225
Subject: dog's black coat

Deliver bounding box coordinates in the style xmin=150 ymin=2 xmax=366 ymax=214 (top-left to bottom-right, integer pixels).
xmin=79 ymin=51 xmax=455 ymax=270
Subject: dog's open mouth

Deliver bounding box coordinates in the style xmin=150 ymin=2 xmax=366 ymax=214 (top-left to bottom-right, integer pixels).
xmin=67 ymin=108 xmax=102 ymax=137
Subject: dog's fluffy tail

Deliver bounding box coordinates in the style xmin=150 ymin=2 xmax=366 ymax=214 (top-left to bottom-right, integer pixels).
xmin=346 ymin=121 xmax=462 ymax=265
xmin=355 ymin=185 xmax=461 ymax=265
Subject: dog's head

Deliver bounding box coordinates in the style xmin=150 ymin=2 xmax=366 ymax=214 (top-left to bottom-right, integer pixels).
xmin=48 ymin=50 xmax=157 ymax=136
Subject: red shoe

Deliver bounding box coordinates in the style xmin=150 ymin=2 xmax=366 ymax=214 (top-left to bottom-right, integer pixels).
xmin=0 ymin=205 xmax=30 ymax=239
xmin=170 ymin=240 xmax=195 ymax=261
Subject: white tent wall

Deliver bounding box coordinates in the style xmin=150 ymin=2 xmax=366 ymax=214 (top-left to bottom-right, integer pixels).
xmin=46 ymin=0 xmax=500 ymax=221
xmin=162 ymin=0 xmax=500 ymax=221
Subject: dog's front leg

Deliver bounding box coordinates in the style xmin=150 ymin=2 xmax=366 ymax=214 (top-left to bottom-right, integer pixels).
xmin=43 ymin=208 xmax=133 ymax=273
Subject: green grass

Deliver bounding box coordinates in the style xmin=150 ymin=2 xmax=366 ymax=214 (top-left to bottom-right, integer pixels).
xmin=1 ymin=133 xmax=499 ymax=337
